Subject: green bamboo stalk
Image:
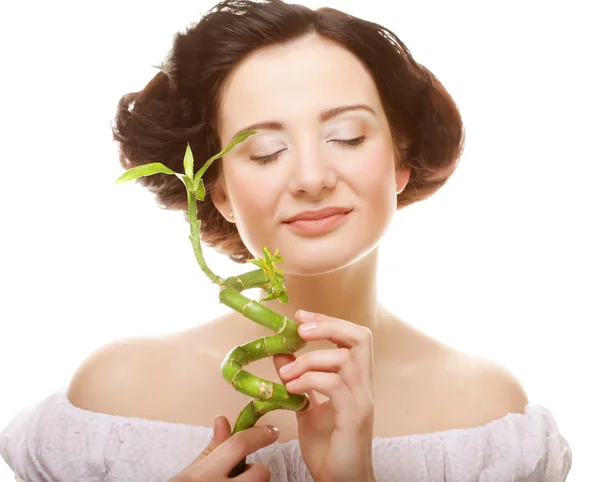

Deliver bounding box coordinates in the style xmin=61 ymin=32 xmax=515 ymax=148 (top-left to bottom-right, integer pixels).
xmin=115 ymin=131 xmax=310 ymax=478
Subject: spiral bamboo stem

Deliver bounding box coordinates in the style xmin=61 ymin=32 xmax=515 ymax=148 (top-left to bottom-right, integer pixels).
xmin=116 ymin=133 xmax=310 ymax=477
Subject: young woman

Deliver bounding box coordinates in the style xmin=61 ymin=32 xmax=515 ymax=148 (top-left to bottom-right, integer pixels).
xmin=0 ymin=1 xmax=572 ymax=481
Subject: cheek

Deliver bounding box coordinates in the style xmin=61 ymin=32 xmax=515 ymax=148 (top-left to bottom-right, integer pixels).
xmin=233 ymin=183 xmax=267 ymax=215
xmin=226 ymin=171 xmax=275 ymax=227
xmin=350 ymin=143 xmax=395 ymax=194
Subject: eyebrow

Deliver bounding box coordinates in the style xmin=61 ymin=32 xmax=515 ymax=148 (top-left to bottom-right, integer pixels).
xmin=231 ymin=103 xmax=377 ymax=140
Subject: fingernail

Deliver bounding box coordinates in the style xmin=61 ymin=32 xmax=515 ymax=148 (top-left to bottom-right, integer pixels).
xmin=266 ymin=425 xmax=279 ymax=438
xmin=213 ymin=415 xmax=220 ymax=433
xmin=299 ymin=322 xmax=318 ymax=334
xmin=296 ymin=310 xmax=315 ymax=321
xmin=280 ymin=362 xmax=294 ymax=374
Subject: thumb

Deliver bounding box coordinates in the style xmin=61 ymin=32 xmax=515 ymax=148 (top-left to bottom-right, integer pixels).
xmin=272 ymin=353 xmax=296 ymax=381
xmin=190 ymin=415 xmax=231 ymax=465
xmin=211 ymin=415 xmax=232 ymax=447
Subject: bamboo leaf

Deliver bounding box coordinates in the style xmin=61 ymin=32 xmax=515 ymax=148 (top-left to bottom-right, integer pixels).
xmin=193 ymin=129 xmax=259 ymax=186
xmin=115 ymin=162 xmax=175 ymax=183
xmin=192 ymin=171 xmax=204 ymax=191
xmin=182 ymin=175 xmax=193 ymax=192
xmin=262 ymin=245 xmax=272 ymax=261
xmin=196 ymin=179 xmax=205 ymax=201
xmin=214 ymin=129 xmax=259 ymax=162
xmin=248 ymin=259 xmax=263 ymax=268
xmin=183 ymin=142 xmax=194 ymax=179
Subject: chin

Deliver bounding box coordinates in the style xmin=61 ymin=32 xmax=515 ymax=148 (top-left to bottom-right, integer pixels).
xmin=274 ymin=236 xmax=380 ymax=276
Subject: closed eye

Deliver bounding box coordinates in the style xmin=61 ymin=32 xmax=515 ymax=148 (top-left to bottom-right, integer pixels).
xmin=251 ymin=148 xmax=286 ymax=166
xmin=251 ymin=136 xmax=366 ymax=166
xmin=330 ymin=136 xmax=366 ymax=147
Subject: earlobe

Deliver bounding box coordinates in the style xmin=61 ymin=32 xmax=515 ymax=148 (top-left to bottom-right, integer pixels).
xmin=395 ymin=167 xmax=411 ymax=194
xmin=210 ymin=180 xmax=234 ymax=222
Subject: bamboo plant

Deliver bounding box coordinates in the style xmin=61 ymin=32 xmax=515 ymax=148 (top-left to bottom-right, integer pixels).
xmin=115 ymin=131 xmax=310 ymax=477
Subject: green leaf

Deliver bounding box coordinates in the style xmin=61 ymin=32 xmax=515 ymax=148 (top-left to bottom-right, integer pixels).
xmin=115 ymin=162 xmax=176 ymax=183
xmin=196 ymin=179 xmax=205 ymax=201
xmin=193 ymin=129 xmax=259 ymax=186
xmin=182 ymin=175 xmax=193 ymax=192
xmin=217 ymin=129 xmax=259 ymax=160
xmin=192 ymin=171 xmax=203 ymax=192
xmin=252 ymin=244 xmax=288 ymax=304
xmin=262 ymin=245 xmax=272 ymax=261
xmin=183 ymin=143 xmax=194 ymax=180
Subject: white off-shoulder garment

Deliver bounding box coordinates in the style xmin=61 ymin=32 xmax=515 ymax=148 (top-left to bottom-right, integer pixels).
xmin=1 ymin=388 xmax=572 ymax=482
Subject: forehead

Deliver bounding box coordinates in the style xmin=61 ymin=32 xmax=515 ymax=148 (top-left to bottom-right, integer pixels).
xmin=218 ymin=35 xmax=382 ymax=139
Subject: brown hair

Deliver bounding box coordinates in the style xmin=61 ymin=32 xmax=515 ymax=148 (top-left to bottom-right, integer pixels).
xmin=111 ymin=0 xmax=465 ymax=264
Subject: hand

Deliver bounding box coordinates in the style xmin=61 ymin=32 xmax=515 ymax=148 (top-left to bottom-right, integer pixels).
xmin=272 ymin=310 xmax=376 ymax=482
xmin=169 ymin=415 xmax=279 ymax=481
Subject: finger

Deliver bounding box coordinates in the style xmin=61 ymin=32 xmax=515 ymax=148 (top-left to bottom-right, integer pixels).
xmin=213 ymin=415 xmax=232 ymax=446
xmin=286 ymin=371 xmax=354 ymax=417
xmin=184 ymin=415 xmax=232 ymax=468
xmin=295 ymin=311 xmax=374 ymax=391
xmin=276 ymin=349 xmax=348 ymax=382
xmin=285 ymin=350 xmax=371 ymax=415
xmin=279 ymin=348 xmax=363 ymax=391
xmin=273 ymin=353 xmax=321 ymax=410
xmin=206 ymin=425 xmax=280 ymax=476
xmin=272 ymin=352 xmax=296 ymax=375
xmin=295 ymin=311 xmax=371 ymax=349
xmin=305 ymin=389 xmax=321 ymax=408
xmin=288 ymin=372 xmax=372 ymax=430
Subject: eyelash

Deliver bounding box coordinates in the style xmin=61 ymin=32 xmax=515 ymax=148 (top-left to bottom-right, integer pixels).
xmin=251 ymin=136 xmax=366 ymax=166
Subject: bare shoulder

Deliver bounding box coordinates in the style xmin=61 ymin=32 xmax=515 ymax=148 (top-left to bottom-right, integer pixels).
xmin=441 ymin=350 xmax=530 ymax=426
xmin=386 ymin=326 xmax=530 ymax=435
xmin=66 ymin=328 xmax=219 ymax=423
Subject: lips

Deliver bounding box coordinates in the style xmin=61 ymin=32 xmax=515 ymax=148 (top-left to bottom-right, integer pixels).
xmin=283 ymin=206 xmax=352 ymax=223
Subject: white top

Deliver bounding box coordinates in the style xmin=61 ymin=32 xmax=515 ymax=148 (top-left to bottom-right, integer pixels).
xmin=1 ymin=387 xmax=572 ymax=482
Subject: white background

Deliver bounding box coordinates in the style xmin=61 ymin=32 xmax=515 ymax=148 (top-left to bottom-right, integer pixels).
xmin=1 ymin=1 xmax=597 ymax=480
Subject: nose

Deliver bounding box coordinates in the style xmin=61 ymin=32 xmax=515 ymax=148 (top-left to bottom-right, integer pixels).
xmin=287 ymin=147 xmax=337 ymax=197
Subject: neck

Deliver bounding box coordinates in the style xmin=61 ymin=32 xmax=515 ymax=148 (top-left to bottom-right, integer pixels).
xmin=255 ymin=247 xmax=391 ymax=341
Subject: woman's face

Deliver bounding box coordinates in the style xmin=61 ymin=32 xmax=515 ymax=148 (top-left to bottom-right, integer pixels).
xmin=213 ymin=34 xmax=409 ymax=275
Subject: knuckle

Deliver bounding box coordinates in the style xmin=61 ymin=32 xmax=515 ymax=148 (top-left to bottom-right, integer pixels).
xmin=361 ymin=397 xmax=375 ymax=413
xmin=339 ymin=348 xmax=352 ymax=363
xmin=330 ymin=373 xmax=345 ymax=389
xmin=349 ymin=368 xmax=362 ymax=386
xmin=294 ymin=372 xmax=307 ymax=385
xmin=358 ymin=395 xmax=375 ymax=415
xmin=293 ymin=355 xmax=304 ymax=371
xmin=360 ymin=326 xmax=373 ymax=341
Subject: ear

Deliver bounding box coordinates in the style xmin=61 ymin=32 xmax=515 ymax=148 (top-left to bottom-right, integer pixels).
xmin=210 ymin=175 xmax=234 ymax=223
xmin=395 ymin=166 xmax=411 ymax=194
